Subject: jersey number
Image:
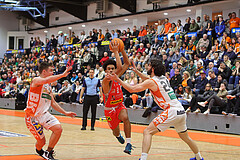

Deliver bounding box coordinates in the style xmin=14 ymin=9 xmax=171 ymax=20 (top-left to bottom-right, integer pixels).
xmin=160 ymin=81 xmax=171 ymax=92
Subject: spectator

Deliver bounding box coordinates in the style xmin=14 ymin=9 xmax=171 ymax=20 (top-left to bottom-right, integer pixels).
xmin=99 ymin=52 xmax=109 ymax=66
xmin=130 ymin=26 xmax=139 ymax=39
xmin=223 ymin=55 xmax=232 ymax=69
xmin=183 ymin=17 xmax=191 ymax=32
xmin=214 ymin=74 xmax=228 ymax=92
xmin=215 ymin=16 xmax=225 ymax=42
xmin=223 ymin=79 xmax=240 ymax=116
xmin=186 ymin=83 xmax=214 ymax=113
xmin=196 ymin=16 xmax=201 ymax=27
xmin=223 ymin=46 xmax=237 ymax=63
xmin=178 ymin=86 xmax=193 ymax=106
xmin=164 ymin=18 xmax=172 ymax=35
xmin=193 ymin=70 xmax=208 ymax=96
xmin=176 ymin=21 xmax=184 ymax=33
xmin=206 ymin=62 xmax=218 ymax=76
xmin=170 ymin=68 xmax=182 ymax=89
xmin=193 ymin=62 xmax=204 ymax=79
xmin=175 ymin=84 xmax=184 ymax=98
xmin=218 ymin=62 xmax=232 ymax=81
xmin=137 ymin=43 xmax=145 ymax=54
xmin=55 ymin=80 xmax=73 ymax=103
xmin=199 ymin=82 xmax=228 ymax=114
xmin=229 ymin=61 xmax=240 ymax=87
xmin=104 ymin=29 xmax=111 ymax=41
xmin=189 ymin=19 xmax=199 ymax=32
xmin=98 ymin=29 xmax=105 ymax=42
xmin=196 ymin=34 xmax=209 ymax=54
xmin=186 ymin=59 xmax=197 ymax=77
xmin=229 ymin=12 xmax=240 ymax=37
xmin=208 ymin=70 xmax=217 ymax=88
xmin=70 ymin=72 xmax=78 ymax=84
xmin=58 ymin=31 xmax=65 ymax=46
xmin=182 ymin=71 xmax=193 ymax=88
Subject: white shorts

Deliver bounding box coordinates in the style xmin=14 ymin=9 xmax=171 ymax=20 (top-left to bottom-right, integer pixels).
xmin=152 ymin=107 xmax=187 ymax=133
xmin=25 ymin=111 xmax=60 ymax=140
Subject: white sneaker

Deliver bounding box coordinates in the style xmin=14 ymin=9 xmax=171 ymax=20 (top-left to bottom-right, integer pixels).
xmin=229 ymin=113 xmax=237 ymax=117
xmin=185 ymin=108 xmax=191 ymax=113
xmin=194 ymin=109 xmax=201 ymax=113
xmin=222 ymin=111 xmax=228 ymax=115
xmin=129 ymin=105 xmax=134 ymax=109
xmin=203 ymin=110 xmax=209 ymax=115
xmin=198 ymin=102 xmax=206 ymax=107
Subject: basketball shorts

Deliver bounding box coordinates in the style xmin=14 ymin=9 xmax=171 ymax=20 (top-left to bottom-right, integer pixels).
xmin=104 ymin=104 xmax=127 ymax=130
xmin=153 ymin=107 xmax=187 ymax=133
xmin=25 ymin=111 xmax=60 ymax=141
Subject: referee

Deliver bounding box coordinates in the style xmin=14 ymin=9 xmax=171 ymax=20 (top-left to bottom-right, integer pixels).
xmin=79 ymin=68 xmax=103 ymax=131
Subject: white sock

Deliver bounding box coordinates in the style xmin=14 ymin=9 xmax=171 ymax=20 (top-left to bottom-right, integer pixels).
xmin=126 ymin=138 xmax=131 ymax=144
xmin=195 ymin=152 xmax=202 ymax=160
xmin=141 ymin=153 xmax=148 ymax=160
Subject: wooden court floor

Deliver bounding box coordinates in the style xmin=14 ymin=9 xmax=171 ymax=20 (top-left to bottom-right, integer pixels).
xmin=0 ymin=109 xmax=240 ymax=160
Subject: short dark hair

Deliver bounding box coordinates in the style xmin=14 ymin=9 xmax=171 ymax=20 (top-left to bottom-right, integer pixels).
xmin=103 ymin=59 xmax=117 ymax=71
xmin=149 ymin=58 xmax=165 ymax=77
xmin=39 ymin=62 xmax=52 ymax=74
xmin=89 ymin=68 xmax=95 ymax=72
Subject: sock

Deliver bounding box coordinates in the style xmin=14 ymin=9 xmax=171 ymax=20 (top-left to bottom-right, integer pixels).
xmin=141 ymin=153 xmax=148 ymax=160
xmin=47 ymin=147 xmax=53 ymax=152
xmin=195 ymin=152 xmax=203 ymax=160
xmin=36 ymin=148 xmax=44 ymax=155
xmin=126 ymin=138 xmax=131 ymax=144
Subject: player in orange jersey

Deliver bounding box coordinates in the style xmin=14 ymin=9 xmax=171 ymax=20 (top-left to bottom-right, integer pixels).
xmin=110 ymin=58 xmax=204 ymax=160
xmin=25 ymin=62 xmax=76 ymax=160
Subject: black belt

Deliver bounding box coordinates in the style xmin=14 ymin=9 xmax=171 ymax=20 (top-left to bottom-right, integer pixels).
xmin=85 ymin=95 xmax=98 ymax=97
xmin=177 ymin=110 xmax=185 ymax=115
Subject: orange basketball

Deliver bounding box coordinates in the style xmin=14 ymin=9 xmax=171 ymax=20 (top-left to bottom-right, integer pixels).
xmin=109 ymin=38 xmax=124 ymax=52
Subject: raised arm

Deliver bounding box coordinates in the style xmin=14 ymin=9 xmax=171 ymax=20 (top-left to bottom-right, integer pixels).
xmin=110 ymin=72 xmax=155 ymax=93
xmin=110 ymin=41 xmax=123 ymax=75
xmin=116 ymin=49 xmax=130 ymax=76
xmin=32 ymin=66 xmax=72 ymax=87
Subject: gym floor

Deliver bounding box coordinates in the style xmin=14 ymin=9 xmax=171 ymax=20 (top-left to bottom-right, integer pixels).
xmin=0 ymin=109 xmax=240 ymax=160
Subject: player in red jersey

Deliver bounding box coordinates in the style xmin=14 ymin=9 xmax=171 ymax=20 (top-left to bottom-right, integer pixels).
xmin=102 ymin=41 xmax=133 ymax=154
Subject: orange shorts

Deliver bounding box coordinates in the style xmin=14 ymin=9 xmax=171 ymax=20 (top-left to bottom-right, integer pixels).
xmin=25 ymin=112 xmax=60 ymax=141
xmin=104 ymin=104 xmax=126 ymax=130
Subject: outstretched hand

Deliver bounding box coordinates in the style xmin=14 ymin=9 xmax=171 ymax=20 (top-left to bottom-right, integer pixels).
xmin=62 ymin=66 xmax=72 ymax=77
xmin=65 ymin=111 xmax=77 ymax=118
xmin=110 ymin=40 xmax=119 ymax=53
xmin=129 ymin=58 xmax=137 ymax=72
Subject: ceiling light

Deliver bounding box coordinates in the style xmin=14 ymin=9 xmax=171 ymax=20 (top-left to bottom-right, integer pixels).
xmin=155 ymin=23 xmax=158 ymax=25
xmin=107 ymin=21 xmax=111 ymax=24
xmin=186 ymin=9 xmax=191 ymax=12
xmin=124 ymin=18 xmax=128 ymax=21
xmin=44 ymin=30 xmax=48 ymax=33
xmin=82 ymin=24 xmax=86 ymax=27
xmin=68 ymin=26 xmax=72 ymax=30
xmin=218 ymin=14 xmax=222 ymax=16
xmin=163 ymin=12 xmax=168 ymax=16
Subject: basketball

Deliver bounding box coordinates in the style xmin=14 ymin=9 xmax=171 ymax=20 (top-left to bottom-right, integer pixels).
xmin=109 ymin=38 xmax=124 ymax=52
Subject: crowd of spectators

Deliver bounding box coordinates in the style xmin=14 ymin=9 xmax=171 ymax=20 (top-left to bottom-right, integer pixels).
xmin=1 ymin=12 xmax=240 ymax=116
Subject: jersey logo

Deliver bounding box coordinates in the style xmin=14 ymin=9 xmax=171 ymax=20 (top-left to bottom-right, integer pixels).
xmin=106 ymin=116 xmax=112 ymax=121
xmin=29 ymin=92 xmax=40 ymax=102
xmin=110 ymin=98 xmax=123 ymax=105
xmin=168 ymin=91 xmax=177 ymax=100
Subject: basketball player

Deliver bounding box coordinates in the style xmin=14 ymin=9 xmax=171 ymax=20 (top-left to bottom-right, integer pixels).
xmin=25 ymin=62 xmax=76 ymax=160
xmin=110 ymin=58 xmax=204 ymax=160
xmin=102 ymin=41 xmax=133 ymax=154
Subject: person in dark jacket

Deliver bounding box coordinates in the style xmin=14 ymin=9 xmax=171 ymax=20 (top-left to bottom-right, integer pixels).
xmin=208 ymin=70 xmax=217 ymax=89
xmin=193 ymin=70 xmax=208 ymax=96
xmin=170 ymin=68 xmax=182 ymax=89
xmin=186 ymin=83 xmax=214 ymax=112
xmin=214 ymin=74 xmax=228 ymax=92
xmin=223 ymin=79 xmax=240 ymax=116
xmin=218 ymin=62 xmax=232 ymax=81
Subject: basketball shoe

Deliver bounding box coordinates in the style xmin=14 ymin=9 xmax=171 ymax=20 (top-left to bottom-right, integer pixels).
xmin=116 ymin=134 xmax=125 ymax=144
xmin=124 ymin=143 xmax=134 ymax=155
xmin=190 ymin=157 xmax=204 ymax=160
xmin=36 ymin=149 xmax=49 ymax=159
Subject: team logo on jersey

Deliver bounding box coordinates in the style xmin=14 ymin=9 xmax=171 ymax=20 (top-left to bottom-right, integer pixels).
xmin=110 ymin=98 xmax=123 ymax=105
xmin=29 ymin=92 xmax=40 ymax=102
xmin=106 ymin=116 xmax=112 ymax=121
xmin=168 ymin=91 xmax=177 ymax=100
